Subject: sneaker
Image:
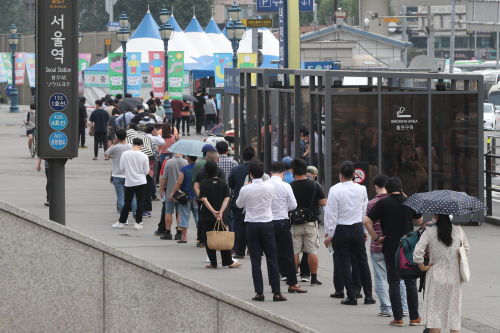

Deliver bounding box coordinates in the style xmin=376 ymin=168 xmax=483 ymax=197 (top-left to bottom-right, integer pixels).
xmin=134 ymin=223 xmax=143 ymax=230
xmin=206 ymin=256 xmax=211 ymax=263
xmin=300 ymin=276 xmax=310 ymax=282
xmin=143 ymin=212 xmax=151 ymax=218
xmin=280 ymin=275 xmax=288 ymax=281
xmin=44 ymin=201 xmax=49 ymax=207
xmin=81 ymin=146 xmax=88 ymax=149
xmin=154 ymin=229 xmax=166 ymax=236
xmin=378 ymin=312 xmax=392 ymax=317
xmin=112 ymin=221 xmax=124 ymax=229
xmin=174 ymin=233 xmax=182 ymax=240
xmin=28 ymin=149 xmax=32 ymax=155
xmin=155 ymin=184 xmax=160 ymax=188
xmin=160 ymin=233 xmax=173 ymax=240
xmin=124 ymin=220 xmax=129 ymax=225
xmin=403 ymin=311 xmax=409 ymax=317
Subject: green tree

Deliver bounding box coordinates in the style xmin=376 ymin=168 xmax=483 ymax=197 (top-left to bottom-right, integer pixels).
xmin=0 ymin=2 xmax=31 ymax=34
xmin=79 ymin=0 xmax=109 ymax=32
xmin=318 ymin=0 xmax=358 ymax=27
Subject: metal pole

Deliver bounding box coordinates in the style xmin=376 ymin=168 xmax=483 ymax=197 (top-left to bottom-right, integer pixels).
xmin=163 ymin=38 xmax=173 ymax=120
xmin=252 ymin=27 xmax=258 ymax=53
xmin=497 ymin=32 xmax=499 ymax=70
xmin=474 ymin=31 xmax=477 ymax=60
xmin=122 ymin=41 xmax=127 ymax=96
xmin=402 ymin=6 xmax=407 ymax=65
xmin=109 ymin=0 xmax=114 ymax=24
xmin=486 ymin=153 xmax=492 ymax=216
xmin=449 ymin=0 xmax=456 ymax=73
xmin=428 ymin=6 xmax=434 ymax=60
xmin=10 ymin=46 xmax=19 ymax=113
xmin=48 ymin=158 xmax=68 ymax=225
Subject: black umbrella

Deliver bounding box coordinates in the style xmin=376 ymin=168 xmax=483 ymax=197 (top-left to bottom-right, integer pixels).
xmin=184 ymin=95 xmax=200 ymax=103
xmin=118 ymin=98 xmax=143 ymax=113
xmin=403 ymin=190 xmax=487 ymax=216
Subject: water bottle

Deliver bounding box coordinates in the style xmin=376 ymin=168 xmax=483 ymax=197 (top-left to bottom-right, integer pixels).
xmin=328 ymin=243 xmax=334 ymax=255
xmin=161 ymin=192 xmax=165 ymax=202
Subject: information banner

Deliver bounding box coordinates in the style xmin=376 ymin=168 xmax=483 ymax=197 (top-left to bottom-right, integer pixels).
xmin=238 ymin=53 xmax=257 ymax=85
xmin=214 ymin=53 xmax=232 ymax=110
xmin=14 ymin=53 xmax=26 ymax=85
xmin=257 ymin=0 xmax=313 ymax=12
xmin=167 ymin=51 xmax=184 ymax=100
xmin=126 ymin=52 xmax=141 ymax=97
xmin=0 ymin=56 xmax=7 ymax=83
xmin=36 ymin=0 xmax=79 ymax=158
xmin=26 ymin=53 xmax=36 ymax=88
xmin=2 ymin=53 xmax=13 ymax=85
xmin=148 ymin=51 xmax=165 ymax=98
xmin=78 ymin=53 xmax=91 ymax=93
xmin=108 ymin=53 xmax=124 ymax=96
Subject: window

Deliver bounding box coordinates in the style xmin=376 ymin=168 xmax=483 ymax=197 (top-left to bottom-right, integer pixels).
xmin=455 ymin=37 xmax=469 ymax=49
xmin=225 ymin=5 xmax=253 ymax=21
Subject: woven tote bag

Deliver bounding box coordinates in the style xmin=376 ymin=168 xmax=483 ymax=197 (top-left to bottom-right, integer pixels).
xmin=206 ymin=218 xmax=234 ymax=251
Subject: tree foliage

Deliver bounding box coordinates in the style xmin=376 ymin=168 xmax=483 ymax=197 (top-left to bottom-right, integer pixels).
xmin=0 ymin=2 xmax=31 ymax=34
xmin=79 ymin=0 xmax=109 ymax=32
xmin=318 ymin=0 xmax=358 ymax=27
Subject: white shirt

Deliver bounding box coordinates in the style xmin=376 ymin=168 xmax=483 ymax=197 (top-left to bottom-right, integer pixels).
xmin=146 ymin=133 xmax=165 ymax=147
xmin=267 ymin=176 xmax=297 ymax=220
xmin=314 ymin=132 xmax=325 ymax=154
xmin=236 ymin=178 xmax=275 ymax=223
xmin=119 ymin=150 xmax=150 ymax=187
xmin=324 ymin=181 xmax=368 ymax=238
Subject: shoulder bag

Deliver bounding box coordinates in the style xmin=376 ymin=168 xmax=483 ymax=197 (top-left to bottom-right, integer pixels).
xmin=206 ymin=217 xmax=234 ymax=250
xmin=289 ymin=180 xmax=318 ymax=225
xmin=173 ymin=189 xmax=189 ymax=205
xmin=458 ymin=226 xmax=470 ymax=283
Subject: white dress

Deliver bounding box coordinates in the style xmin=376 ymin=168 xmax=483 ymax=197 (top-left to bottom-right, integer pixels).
xmin=413 ymin=225 xmax=470 ymax=331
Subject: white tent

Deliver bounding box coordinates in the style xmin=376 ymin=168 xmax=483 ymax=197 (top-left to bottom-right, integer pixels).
xmin=183 ymin=16 xmax=220 ymax=65
xmin=205 ymin=18 xmax=232 ymax=53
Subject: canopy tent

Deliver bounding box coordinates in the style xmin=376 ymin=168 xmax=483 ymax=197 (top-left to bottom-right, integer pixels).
xmin=205 ymin=18 xmax=232 ymax=53
xmin=183 ymin=16 xmax=220 ymax=65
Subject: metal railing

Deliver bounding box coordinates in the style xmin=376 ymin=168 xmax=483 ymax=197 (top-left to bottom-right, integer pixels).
xmin=484 ymin=134 xmax=500 ymax=216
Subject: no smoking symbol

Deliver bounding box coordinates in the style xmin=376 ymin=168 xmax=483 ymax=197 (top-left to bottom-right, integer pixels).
xmin=354 ymin=169 xmax=366 ymax=184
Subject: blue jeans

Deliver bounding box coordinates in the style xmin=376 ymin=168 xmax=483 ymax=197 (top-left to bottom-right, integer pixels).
xmin=227 ymin=208 xmax=234 ymax=231
xmin=179 ymin=199 xmax=198 ymax=228
xmin=371 ymin=252 xmax=408 ymax=314
xmin=113 ymin=177 xmax=137 ymax=219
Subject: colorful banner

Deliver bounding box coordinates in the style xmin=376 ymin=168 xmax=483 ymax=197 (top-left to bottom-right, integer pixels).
xmin=14 ymin=53 xmax=25 ymax=85
xmin=78 ymin=53 xmax=92 ymax=93
xmin=148 ymin=51 xmax=165 ymax=98
xmin=0 ymin=56 xmax=7 ymax=83
xmin=108 ymin=53 xmax=124 ymax=96
xmin=1 ymin=53 xmax=13 ymax=85
xmin=214 ymin=53 xmax=232 ymax=111
xmin=127 ymin=52 xmax=142 ymax=97
xmin=167 ymin=51 xmax=184 ymax=100
xmin=25 ymin=53 xmax=36 ymax=88
xmin=238 ymin=53 xmax=257 ymax=85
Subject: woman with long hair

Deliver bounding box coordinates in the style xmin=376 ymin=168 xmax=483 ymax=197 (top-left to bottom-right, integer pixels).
xmin=413 ymin=215 xmax=470 ymax=333
xmin=154 ymin=98 xmax=165 ymax=119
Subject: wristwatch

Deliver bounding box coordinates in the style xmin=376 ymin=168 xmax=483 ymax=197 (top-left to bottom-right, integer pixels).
xmin=375 ymin=236 xmax=380 ymax=242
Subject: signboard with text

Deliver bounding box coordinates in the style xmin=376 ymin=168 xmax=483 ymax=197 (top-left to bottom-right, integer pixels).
xmin=257 ymin=0 xmax=313 ymax=12
xmin=36 ymin=0 xmax=79 ymax=158
xmin=224 ymin=68 xmax=240 ymax=94
xmin=167 ymin=51 xmax=184 ymax=100
xmin=303 ymin=61 xmax=339 ymax=70
xmin=108 ymin=53 xmax=124 ymax=96
xmin=26 ymin=53 xmax=36 ymax=88
xmin=2 ymin=53 xmax=13 ymax=84
xmin=242 ymin=19 xmax=273 ymax=28
xmin=149 ymin=51 xmax=166 ymax=98
xmin=14 ymin=53 xmax=26 ymax=85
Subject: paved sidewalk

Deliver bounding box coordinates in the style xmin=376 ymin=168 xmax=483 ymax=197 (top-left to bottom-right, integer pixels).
xmin=0 ymin=113 xmax=498 ymax=333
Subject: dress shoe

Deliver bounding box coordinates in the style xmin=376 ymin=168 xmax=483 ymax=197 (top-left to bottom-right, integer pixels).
xmin=390 ymin=319 xmax=404 ymax=327
xmin=356 ymin=292 xmax=363 ymax=299
xmin=252 ymin=293 xmax=265 ymax=302
xmin=364 ymin=296 xmax=376 ymax=304
xmin=273 ymin=294 xmax=287 ymax=302
xmin=409 ymin=317 xmax=421 ymax=326
xmin=288 ymin=285 xmax=307 ymax=293
xmin=330 ymin=291 xmax=344 ymax=298
xmin=340 ymin=298 xmax=357 ymax=305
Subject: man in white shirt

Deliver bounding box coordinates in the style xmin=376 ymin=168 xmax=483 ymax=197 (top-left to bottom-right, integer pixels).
xmin=236 ymin=159 xmax=286 ymax=302
xmin=112 ymin=138 xmax=150 ymax=230
xmin=268 ymin=162 xmax=307 ymax=294
xmin=324 ymin=161 xmax=376 ymax=306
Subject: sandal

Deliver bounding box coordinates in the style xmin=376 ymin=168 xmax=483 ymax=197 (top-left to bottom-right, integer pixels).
xmin=93 ymin=157 xmax=98 ymax=161
xmin=104 ymin=158 xmax=109 ymax=161
xmin=206 ymin=264 xmax=218 ymax=269
xmin=177 ymin=240 xmax=187 ymax=243
xmin=228 ymin=262 xmax=242 ymax=268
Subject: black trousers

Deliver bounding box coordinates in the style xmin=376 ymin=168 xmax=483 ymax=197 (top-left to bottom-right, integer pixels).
xmin=333 ymin=223 xmax=373 ymax=300
xmin=143 ymin=174 xmax=153 ymax=212
xmin=195 ymin=112 xmax=205 ymax=133
xmin=172 ymin=117 xmax=181 ymax=133
xmin=78 ymin=124 xmax=85 ymax=146
xmin=203 ymin=218 xmax=234 ymax=267
xmin=300 ymin=253 xmax=310 ymax=277
xmin=119 ymin=184 xmax=146 ymax=223
xmin=93 ymin=131 xmax=108 ymax=158
xmin=157 ymin=200 xmax=166 ymax=232
xmin=233 ymin=208 xmax=247 ymax=256
xmin=45 ymin=167 xmax=49 ymax=201
xmin=181 ymin=115 xmax=190 ymax=134
xmin=196 ymin=200 xmax=204 ymax=243
xmin=273 ymin=219 xmax=297 ymax=286
xmin=384 ymin=252 xmax=419 ymax=321
xmin=246 ymin=222 xmax=281 ymax=294
xmin=332 ymin=244 xmax=361 ymax=293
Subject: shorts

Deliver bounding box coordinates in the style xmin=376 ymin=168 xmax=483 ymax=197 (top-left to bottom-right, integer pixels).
xmin=26 ymin=129 xmax=34 ymax=136
xmin=291 ymin=222 xmax=320 ymax=254
xmin=164 ymin=200 xmax=179 ymax=215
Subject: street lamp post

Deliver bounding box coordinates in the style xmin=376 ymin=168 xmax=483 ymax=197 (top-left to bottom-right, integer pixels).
xmin=8 ymin=23 xmax=20 ymax=113
xmin=116 ymin=12 xmax=130 ymax=97
xmin=226 ymin=2 xmax=245 ymax=68
xmin=159 ymin=6 xmax=174 ymax=120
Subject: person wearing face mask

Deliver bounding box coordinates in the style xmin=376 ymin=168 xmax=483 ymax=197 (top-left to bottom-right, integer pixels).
xmin=300 ymin=129 xmax=310 ymax=165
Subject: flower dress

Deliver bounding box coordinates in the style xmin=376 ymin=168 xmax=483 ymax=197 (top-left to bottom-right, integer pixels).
xmin=413 ymin=225 xmax=470 ymax=330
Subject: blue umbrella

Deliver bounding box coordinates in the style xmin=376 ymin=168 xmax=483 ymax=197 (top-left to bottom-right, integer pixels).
xmin=166 ymin=139 xmax=207 ymax=157
xmin=402 ymin=190 xmax=487 ymax=216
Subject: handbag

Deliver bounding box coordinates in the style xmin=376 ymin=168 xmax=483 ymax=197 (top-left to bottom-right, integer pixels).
xmin=206 ymin=218 xmax=234 ymax=250
xmin=458 ymin=226 xmax=470 ymax=283
xmin=289 ymin=180 xmax=317 ymax=225
xmin=173 ymin=189 xmax=189 ymax=205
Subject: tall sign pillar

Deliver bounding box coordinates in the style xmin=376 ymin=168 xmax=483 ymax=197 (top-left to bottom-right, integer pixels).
xmin=36 ymin=0 xmax=79 ymax=225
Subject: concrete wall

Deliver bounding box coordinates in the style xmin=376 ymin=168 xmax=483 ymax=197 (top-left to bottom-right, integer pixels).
xmin=0 ymin=201 xmax=316 ymax=333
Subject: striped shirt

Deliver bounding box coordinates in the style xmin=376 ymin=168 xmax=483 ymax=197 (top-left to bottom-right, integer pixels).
xmin=367 ymin=193 xmax=388 ymax=253
xmin=125 ymin=129 xmax=154 ymax=159
xmin=217 ymin=155 xmax=238 ymax=183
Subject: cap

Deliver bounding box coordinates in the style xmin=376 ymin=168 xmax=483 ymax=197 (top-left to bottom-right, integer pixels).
xmin=307 ymin=166 xmax=318 ymax=175
xmin=143 ymin=116 xmax=150 ymax=121
xmin=202 ymin=144 xmax=217 ymax=153
xmin=282 ymin=156 xmax=293 ymax=166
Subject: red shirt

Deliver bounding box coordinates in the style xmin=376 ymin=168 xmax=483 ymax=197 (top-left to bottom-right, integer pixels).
xmin=170 ymin=99 xmax=183 ymax=119
xmin=366 ymin=193 xmax=388 ymax=253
